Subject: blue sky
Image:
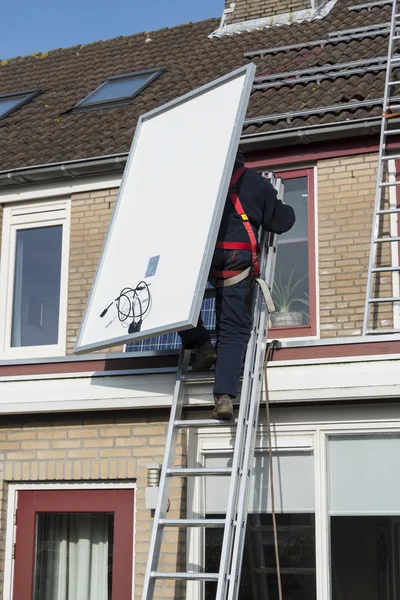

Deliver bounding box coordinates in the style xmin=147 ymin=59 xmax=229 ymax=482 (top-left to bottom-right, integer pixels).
xmin=1 ymin=0 xmax=223 ymax=60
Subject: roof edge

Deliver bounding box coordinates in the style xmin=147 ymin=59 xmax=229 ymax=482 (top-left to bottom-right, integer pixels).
xmin=0 ymin=117 xmax=389 ymax=190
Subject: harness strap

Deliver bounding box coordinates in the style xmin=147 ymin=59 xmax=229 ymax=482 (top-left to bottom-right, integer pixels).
xmin=216 ymin=241 xmax=252 ymax=251
xmin=209 ymin=267 xmax=252 ymax=288
xmin=228 ymin=167 xmax=259 ymax=278
xmin=212 ymin=166 xmax=260 ymax=285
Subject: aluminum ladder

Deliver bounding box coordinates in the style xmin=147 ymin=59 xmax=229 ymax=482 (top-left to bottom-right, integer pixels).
xmin=141 ymin=175 xmax=283 ymax=600
xmin=363 ymin=0 xmax=400 ymax=334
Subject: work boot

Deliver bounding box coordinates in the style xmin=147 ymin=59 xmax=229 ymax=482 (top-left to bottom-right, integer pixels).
xmin=192 ymin=341 xmax=217 ymax=372
xmin=211 ymin=395 xmax=234 ymax=420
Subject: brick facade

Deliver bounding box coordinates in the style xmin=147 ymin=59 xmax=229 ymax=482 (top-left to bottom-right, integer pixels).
xmin=224 ymin=0 xmax=312 ymax=24
xmin=67 ymin=187 xmax=123 ymax=354
xmin=62 ymin=153 xmax=395 ymax=348
xmin=0 ymin=410 xmax=186 ymax=600
xmin=317 ymin=153 xmax=393 ymax=337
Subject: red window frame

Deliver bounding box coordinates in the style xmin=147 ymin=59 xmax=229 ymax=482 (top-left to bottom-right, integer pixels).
xmin=12 ymin=489 xmax=134 ymax=600
xmin=268 ymin=167 xmax=317 ymax=338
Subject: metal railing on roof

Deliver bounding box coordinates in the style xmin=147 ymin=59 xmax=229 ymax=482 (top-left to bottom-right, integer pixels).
xmin=348 ymin=0 xmax=393 ymax=11
xmin=244 ymin=96 xmax=400 ymax=125
xmin=253 ymin=55 xmax=391 ymax=89
xmin=244 ymin=24 xmax=393 ymax=58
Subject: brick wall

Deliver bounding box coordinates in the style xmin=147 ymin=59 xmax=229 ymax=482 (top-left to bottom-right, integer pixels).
xmin=67 ymin=187 xmax=123 ymax=354
xmin=224 ymin=0 xmax=312 ymax=24
xmin=0 ymin=410 xmax=186 ymax=600
xmin=317 ymin=153 xmax=393 ymax=337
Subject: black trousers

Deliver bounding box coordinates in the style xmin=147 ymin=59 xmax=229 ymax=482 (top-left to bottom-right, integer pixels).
xmin=179 ymin=249 xmax=254 ymax=398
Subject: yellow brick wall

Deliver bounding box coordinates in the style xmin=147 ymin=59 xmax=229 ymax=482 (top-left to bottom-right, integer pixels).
xmin=317 ymin=153 xmax=392 ymax=337
xmin=225 ymin=0 xmax=311 ymax=24
xmin=0 ymin=411 xmax=186 ymax=600
xmin=67 ymin=188 xmax=123 ymax=354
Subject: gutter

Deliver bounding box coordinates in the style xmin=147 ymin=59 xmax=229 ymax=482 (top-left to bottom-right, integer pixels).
xmin=239 ymin=117 xmax=384 ymax=151
xmin=0 ymin=117 xmax=394 ymax=190
xmin=0 ymin=153 xmax=128 ymax=190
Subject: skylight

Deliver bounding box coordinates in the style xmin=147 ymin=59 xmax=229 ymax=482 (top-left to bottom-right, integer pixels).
xmin=73 ymin=69 xmax=164 ymax=111
xmin=0 ymin=90 xmax=39 ymax=120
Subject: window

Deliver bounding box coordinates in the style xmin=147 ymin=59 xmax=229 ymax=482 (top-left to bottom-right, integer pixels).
xmin=11 ymin=488 xmax=134 ymax=600
xmin=328 ymin=434 xmax=400 ymax=600
xmin=73 ymin=69 xmax=164 ymax=111
xmin=0 ymin=200 xmax=70 ymax=358
xmin=126 ymin=167 xmax=316 ymax=353
xmin=202 ymin=446 xmax=316 ymax=600
xmin=269 ymin=168 xmax=316 ymax=338
xmin=0 ymin=90 xmax=39 ymax=119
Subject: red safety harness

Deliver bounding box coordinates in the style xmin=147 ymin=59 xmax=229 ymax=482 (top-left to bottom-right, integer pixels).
xmin=210 ymin=166 xmax=260 ymax=286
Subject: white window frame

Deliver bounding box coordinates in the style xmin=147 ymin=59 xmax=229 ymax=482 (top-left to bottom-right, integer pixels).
xmin=0 ymin=199 xmax=71 ymax=359
xmin=187 ymin=404 xmax=400 ymax=600
xmin=3 ymin=481 xmax=136 ymax=600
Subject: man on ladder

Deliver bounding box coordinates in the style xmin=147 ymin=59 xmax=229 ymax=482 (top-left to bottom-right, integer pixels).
xmin=179 ymin=148 xmax=295 ymax=420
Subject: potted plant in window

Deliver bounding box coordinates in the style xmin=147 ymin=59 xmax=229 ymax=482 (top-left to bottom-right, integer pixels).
xmin=270 ymin=268 xmax=309 ymax=328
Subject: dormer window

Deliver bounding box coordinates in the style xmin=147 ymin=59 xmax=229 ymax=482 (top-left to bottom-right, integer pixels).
xmin=0 ymin=90 xmax=40 ymax=120
xmin=72 ymin=69 xmax=164 ymax=112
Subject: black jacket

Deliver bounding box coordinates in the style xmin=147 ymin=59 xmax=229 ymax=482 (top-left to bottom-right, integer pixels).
xmin=217 ymin=161 xmax=295 ymax=244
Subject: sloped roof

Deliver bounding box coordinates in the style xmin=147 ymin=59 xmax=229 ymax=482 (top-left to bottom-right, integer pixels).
xmin=0 ymin=0 xmax=392 ymax=170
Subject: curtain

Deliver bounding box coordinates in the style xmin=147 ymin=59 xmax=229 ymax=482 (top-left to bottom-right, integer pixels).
xmin=34 ymin=513 xmax=111 ymax=600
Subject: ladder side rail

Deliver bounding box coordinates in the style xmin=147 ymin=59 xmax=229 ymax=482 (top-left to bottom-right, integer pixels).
xmin=215 ymin=177 xmax=281 ymax=600
xmin=227 ymin=233 xmax=279 ymax=600
xmin=213 ymin=255 xmax=267 ymax=598
xmin=227 ymin=175 xmax=281 ymax=600
xmin=363 ymin=0 xmax=399 ymax=334
xmin=142 ymin=348 xmax=191 ymax=600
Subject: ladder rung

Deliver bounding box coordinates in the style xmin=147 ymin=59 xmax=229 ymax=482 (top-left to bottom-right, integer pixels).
xmin=388 ymin=80 xmax=400 ymax=85
xmin=151 ymin=572 xmax=219 ymax=581
xmin=374 ymin=236 xmax=400 ymax=242
xmin=382 ymin=154 xmax=400 ymax=160
xmin=366 ymin=328 xmax=400 ymax=334
xmin=372 ymin=265 xmax=400 ymax=271
xmin=175 ymin=418 xmax=237 ymax=428
xmin=379 ymin=180 xmax=400 ymax=186
xmin=377 ymin=208 xmax=400 ymax=214
xmin=159 ymin=518 xmax=225 ymax=527
xmin=167 ymin=467 xmax=232 ymax=477
xmin=384 ymin=129 xmax=400 ymax=135
xmin=368 ymin=296 xmax=400 ymax=302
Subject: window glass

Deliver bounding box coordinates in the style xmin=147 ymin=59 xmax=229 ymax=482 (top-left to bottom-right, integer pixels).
xmin=80 ymin=73 xmax=156 ymax=106
xmin=205 ymin=449 xmax=316 ymax=599
xmin=11 ymin=225 xmax=63 ymax=347
xmin=329 ymin=435 xmax=400 ymax=600
xmin=33 ymin=513 xmax=113 ymax=600
xmin=206 ymin=513 xmax=316 ymax=599
xmin=0 ymin=95 xmax=27 ymax=118
xmin=271 ymin=176 xmax=309 ymax=328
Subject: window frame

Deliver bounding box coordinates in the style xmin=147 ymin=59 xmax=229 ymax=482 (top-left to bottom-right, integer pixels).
xmin=0 ymin=199 xmax=71 ymax=359
xmin=267 ymin=167 xmax=317 ymax=338
xmin=0 ymin=89 xmax=40 ymax=120
xmin=72 ymin=69 xmax=164 ymax=112
xmin=5 ymin=483 xmax=135 ymax=600
xmin=187 ymin=405 xmax=400 ymax=600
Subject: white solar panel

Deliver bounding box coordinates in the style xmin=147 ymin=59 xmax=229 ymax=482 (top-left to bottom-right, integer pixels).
xmin=74 ymin=65 xmax=255 ymax=354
